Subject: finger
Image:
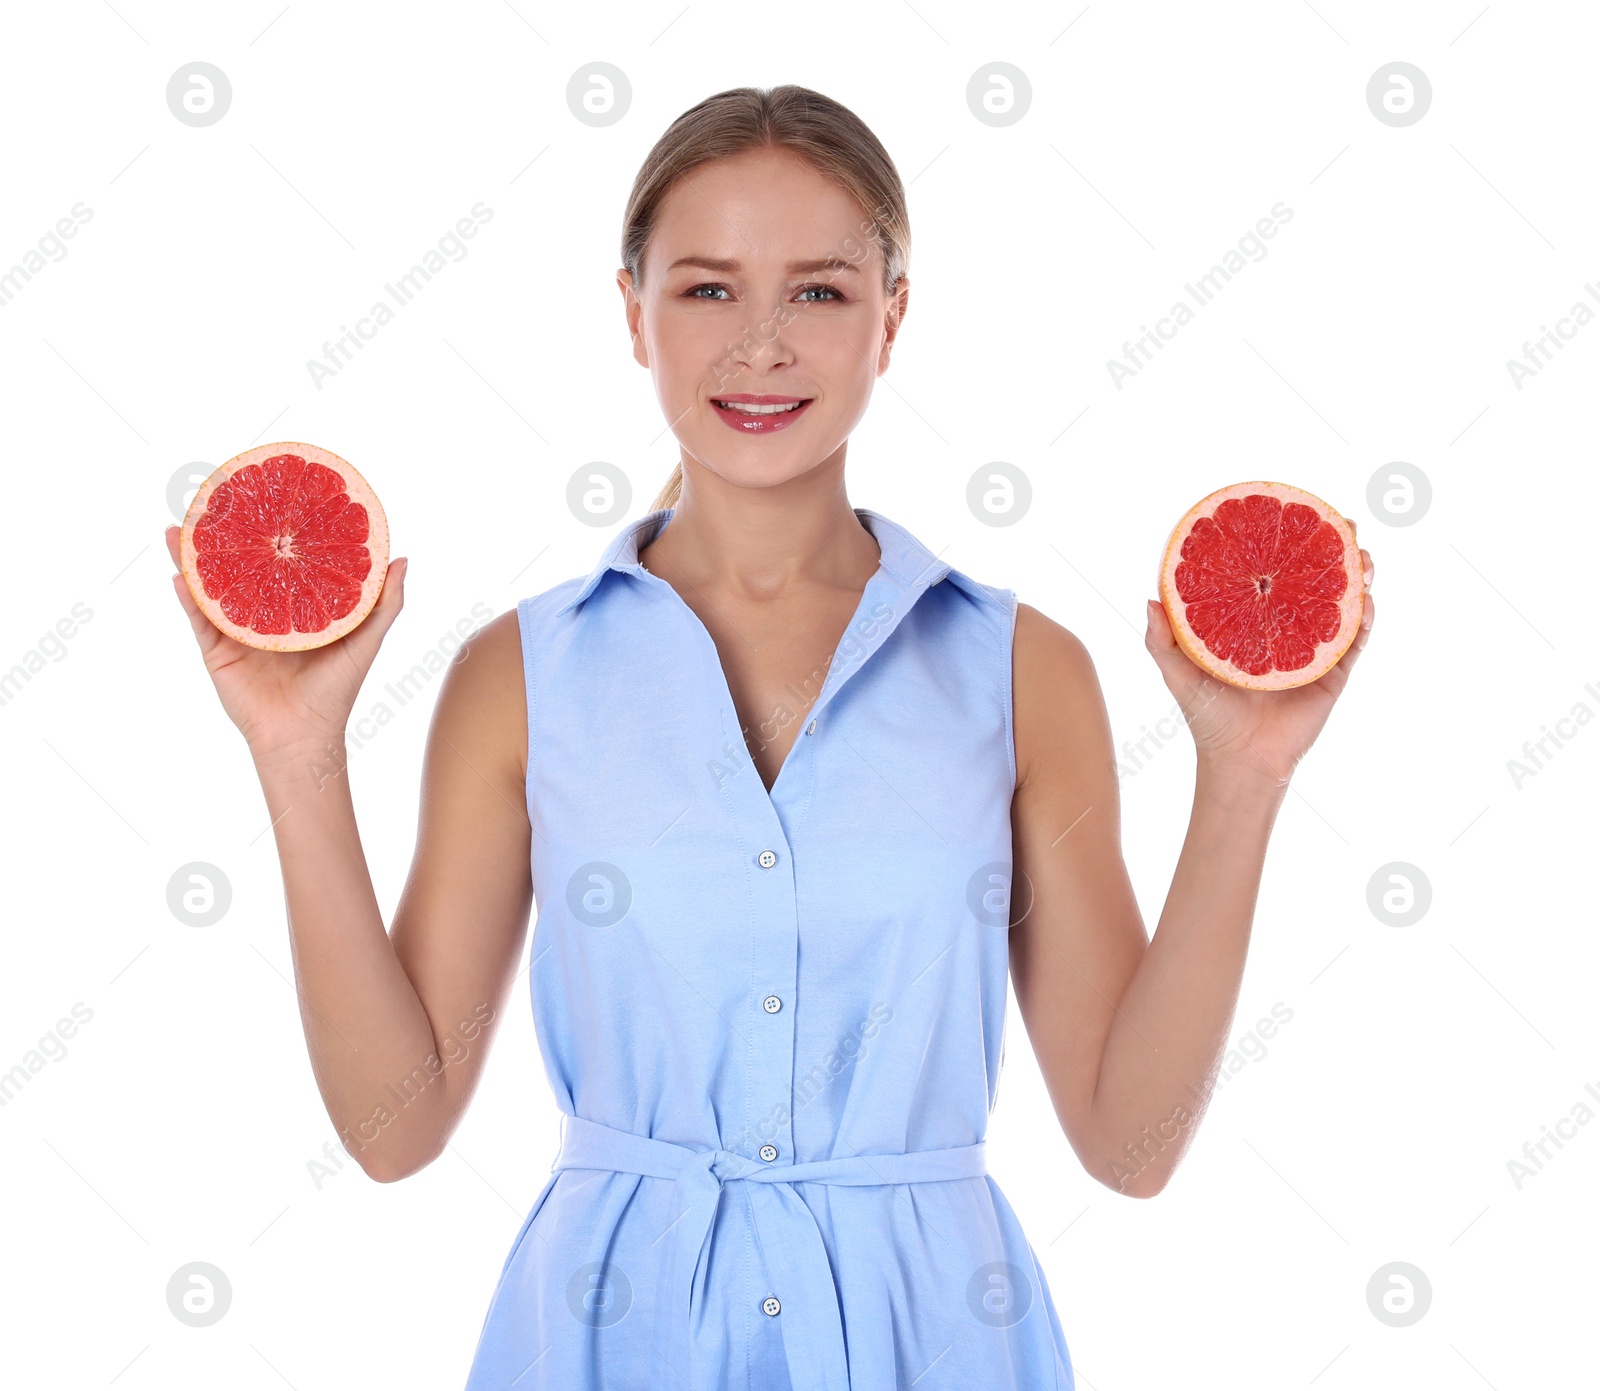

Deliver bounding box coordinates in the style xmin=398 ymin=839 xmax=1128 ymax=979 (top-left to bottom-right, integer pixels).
xmin=1332 ymin=591 xmax=1375 ymax=677
xmin=169 ymin=570 xmax=228 ymax=657
xmin=1360 ymin=546 xmax=1373 ymax=587
xmin=1144 ymin=598 xmax=1177 ymax=652
xmin=331 ymin=557 xmax=407 ymax=666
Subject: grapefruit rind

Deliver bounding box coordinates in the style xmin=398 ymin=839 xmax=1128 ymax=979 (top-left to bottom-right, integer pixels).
xmin=179 ymin=442 xmax=390 ymax=653
xmin=1157 ymin=480 xmax=1364 ymax=692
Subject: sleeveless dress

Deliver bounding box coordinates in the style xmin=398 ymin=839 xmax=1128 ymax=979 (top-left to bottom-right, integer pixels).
xmin=463 ymin=505 xmax=1075 ymax=1391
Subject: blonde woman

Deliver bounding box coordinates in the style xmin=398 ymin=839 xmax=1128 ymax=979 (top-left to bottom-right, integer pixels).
xmin=167 ymin=84 xmax=1374 ymax=1391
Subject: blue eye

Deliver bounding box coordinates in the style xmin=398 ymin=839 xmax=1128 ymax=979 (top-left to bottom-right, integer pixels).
xmin=797 ymin=284 xmax=844 ymax=302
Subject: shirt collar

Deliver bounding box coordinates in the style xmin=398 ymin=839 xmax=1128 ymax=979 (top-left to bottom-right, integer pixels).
xmin=553 ymin=506 xmax=955 ymax=618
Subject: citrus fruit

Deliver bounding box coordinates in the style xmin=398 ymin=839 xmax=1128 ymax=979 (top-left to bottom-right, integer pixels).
xmin=179 ymin=443 xmax=389 ymax=652
xmin=1158 ymin=480 xmax=1364 ymax=691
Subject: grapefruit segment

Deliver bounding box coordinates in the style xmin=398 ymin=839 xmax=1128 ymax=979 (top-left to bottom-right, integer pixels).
xmin=1158 ymin=480 xmax=1364 ymax=691
xmin=180 ymin=442 xmax=389 ymax=651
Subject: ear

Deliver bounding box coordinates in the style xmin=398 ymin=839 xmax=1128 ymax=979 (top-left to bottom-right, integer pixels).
xmin=618 ymin=267 xmax=648 ymax=368
xmin=878 ymin=275 xmax=910 ymax=374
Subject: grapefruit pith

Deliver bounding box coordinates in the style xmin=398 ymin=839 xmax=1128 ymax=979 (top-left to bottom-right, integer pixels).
xmin=179 ymin=443 xmax=389 ymax=652
xmin=1158 ymin=481 xmax=1364 ymax=691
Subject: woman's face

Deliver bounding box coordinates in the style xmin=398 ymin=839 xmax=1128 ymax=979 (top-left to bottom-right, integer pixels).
xmin=618 ymin=146 xmax=908 ymax=491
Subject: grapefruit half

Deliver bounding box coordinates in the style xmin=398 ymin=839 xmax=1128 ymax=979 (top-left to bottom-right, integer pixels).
xmin=179 ymin=443 xmax=389 ymax=652
xmin=1158 ymin=481 xmax=1364 ymax=691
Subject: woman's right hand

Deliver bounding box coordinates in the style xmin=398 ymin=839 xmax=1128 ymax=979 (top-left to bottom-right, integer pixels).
xmin=165 ymin=524 xmax=408 ymax=761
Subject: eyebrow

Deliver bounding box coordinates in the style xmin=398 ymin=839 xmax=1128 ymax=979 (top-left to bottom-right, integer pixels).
xmin=665 ymin=255 xmax=862 ymax=276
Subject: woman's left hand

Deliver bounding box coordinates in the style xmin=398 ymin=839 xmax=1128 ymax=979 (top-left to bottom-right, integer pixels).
xmin=1143 ymin=537 xmax=1375 ymax=785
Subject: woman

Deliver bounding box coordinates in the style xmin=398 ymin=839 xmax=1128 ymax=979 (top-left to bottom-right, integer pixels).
xmin=166 ymin=85 xmax=1374 ymax=1391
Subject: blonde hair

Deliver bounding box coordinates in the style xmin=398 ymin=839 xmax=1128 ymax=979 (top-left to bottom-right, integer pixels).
xmin=620 ymin=85 xmax=911 ymax=513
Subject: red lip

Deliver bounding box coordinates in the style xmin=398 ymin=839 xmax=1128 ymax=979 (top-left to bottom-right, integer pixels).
xmin=710 ymin=393 xmax=814 ymax=434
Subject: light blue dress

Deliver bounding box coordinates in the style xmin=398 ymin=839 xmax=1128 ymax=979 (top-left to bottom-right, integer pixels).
xmin=464 ymin=506 xmax=1075 ymax=1390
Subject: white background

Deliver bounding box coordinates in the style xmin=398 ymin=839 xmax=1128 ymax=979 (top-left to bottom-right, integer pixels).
xmin=1 ymin=1 xmax=1596 ymax=1387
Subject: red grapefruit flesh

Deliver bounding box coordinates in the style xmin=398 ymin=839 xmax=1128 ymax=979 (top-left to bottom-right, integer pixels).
xmin=179 ymin=443 xmax=389 ymax=652
xmin=1158 ymin=481 xmax=1364 ymax=691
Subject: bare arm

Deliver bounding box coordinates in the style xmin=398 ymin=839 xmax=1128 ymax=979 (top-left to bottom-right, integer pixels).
xmin=252 ymin=611 xmax=533 ymax=1181
xmin=165 ymin=523 xmax=534 ymax=1184
xmin=1008 ymin=580 xmax=1372 ymax=1198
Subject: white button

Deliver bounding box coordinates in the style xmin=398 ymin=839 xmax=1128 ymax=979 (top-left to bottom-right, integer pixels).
xmin=759 ymin=1144 xmax=778 ymax=1162
xmin=763 ymin=1296 xmax=781 ymax=1316
xmin=763 ymin=995 xmax=782 ymax=1013
xmin=758 ymin=849 xmax=777 ymax=869
xmin=806 ymin=719 xmax=817 ymax=735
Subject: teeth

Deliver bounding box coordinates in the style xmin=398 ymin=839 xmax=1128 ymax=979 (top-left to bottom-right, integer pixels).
xmin=716 ymin=400 xmax=804 ymax=414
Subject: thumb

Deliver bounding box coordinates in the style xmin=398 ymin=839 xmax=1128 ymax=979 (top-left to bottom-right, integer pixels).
xmin=1144 ymin=597 xmax=1203 ymax=689
xmin=338 ymin=556 xmax=407 ymax=660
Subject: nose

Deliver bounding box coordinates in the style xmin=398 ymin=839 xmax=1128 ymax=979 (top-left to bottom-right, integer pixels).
xmin=722 ymin=298 xmax=797 ymax=378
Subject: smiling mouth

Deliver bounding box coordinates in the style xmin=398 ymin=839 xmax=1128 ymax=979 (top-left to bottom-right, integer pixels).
xmin=709 ymin=395 xmax=815 ymax=433
xmin=711 ymin=397 xmax=810 ymax=415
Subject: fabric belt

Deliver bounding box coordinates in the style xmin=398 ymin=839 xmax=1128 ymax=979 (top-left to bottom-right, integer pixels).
xmin=552 ymin=1113 xmax=989 ymax=1391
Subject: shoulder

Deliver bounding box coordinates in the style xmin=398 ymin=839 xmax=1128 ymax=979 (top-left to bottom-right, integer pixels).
xmin=428 ymin=605 xmax=529 ymax=783
xmin=1011 ymin=602 xmax=1111 ymax=794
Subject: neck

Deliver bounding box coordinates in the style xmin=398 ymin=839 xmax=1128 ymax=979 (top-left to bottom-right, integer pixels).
xmin=641 ymin=451 xmax=881 ymax=602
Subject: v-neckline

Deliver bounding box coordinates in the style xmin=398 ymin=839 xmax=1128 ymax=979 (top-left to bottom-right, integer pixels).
xmin=677 ymin=564 xmax=887 ymax=806
xmin=635 ymin=511 xmax=889 ymax=814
